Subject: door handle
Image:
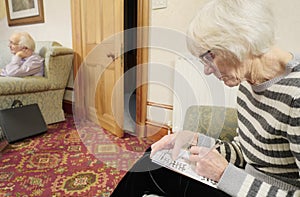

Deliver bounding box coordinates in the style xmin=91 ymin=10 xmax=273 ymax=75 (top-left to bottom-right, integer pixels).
xmin=107 ymin=52 xmax=116 ymax=61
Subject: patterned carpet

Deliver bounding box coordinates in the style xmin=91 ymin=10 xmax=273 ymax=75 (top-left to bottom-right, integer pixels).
xmin=0 ymin=114 xmax=152 ymax=197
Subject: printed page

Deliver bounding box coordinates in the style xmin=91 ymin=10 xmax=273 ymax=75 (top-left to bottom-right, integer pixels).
xmin=151 ymin=149 xmax=217 ymax=188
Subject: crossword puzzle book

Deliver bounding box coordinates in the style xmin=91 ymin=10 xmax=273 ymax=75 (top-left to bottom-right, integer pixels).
xmin=151 ymin=149 xmax=217 ymax=188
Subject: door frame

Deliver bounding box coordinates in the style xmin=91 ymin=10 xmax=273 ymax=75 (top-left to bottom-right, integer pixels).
xmin=135 ymin=0 xmax=149 ymax=137
xmin=71 ymin=0 xmax=150 ymax=137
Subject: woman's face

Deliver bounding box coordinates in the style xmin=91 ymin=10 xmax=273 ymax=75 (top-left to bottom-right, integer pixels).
xmin=200 ymin=51 xmax=244 ymax=87
xmin=8 ymin=34 xmax=23 ymax=55
xmin=214 ymin=55 xmax=244 ymax=87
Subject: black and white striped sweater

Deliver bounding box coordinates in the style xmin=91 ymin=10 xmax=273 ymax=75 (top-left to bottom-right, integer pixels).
xmin=213 ymin=55 xmax=300 ymax=196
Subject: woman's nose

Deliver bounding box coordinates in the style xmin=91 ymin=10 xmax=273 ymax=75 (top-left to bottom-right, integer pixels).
xmin=203 ymin=65 xmax=215 ymax=75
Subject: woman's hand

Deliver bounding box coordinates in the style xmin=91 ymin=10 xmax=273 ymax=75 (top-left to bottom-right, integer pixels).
xmin=189 ymin=146 xmax=228 ymax=182
xmin=16 ymin=47 xmax=33 ymax=58
xmin=150 ymin=130 xmax=198 ymax=160
xmin=150 ymin=133 xmax=176 ymax=158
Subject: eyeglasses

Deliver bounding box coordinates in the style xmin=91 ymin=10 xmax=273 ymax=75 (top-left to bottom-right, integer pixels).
xmin=198 ymin=50 xmax=223 ymax=80
xmin=8 ymin=41 xmax=19 ymax=46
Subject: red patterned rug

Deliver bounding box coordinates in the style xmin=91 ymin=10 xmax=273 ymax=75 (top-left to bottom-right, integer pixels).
xmin=0 ymin=115 xmax=152 ymax=197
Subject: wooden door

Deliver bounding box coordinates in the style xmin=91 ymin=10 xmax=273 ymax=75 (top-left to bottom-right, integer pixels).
xmin=71 ymin=0 xmax=124 ymax=137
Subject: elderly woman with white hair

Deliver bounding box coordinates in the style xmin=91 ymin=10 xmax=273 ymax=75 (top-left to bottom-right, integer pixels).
xmin=1 ymin=32 xmax=44 ymax=77
xmin=111 ymin=0 xmax=300 ymax=196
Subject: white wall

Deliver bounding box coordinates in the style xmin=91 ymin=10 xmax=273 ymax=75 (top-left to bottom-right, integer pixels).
xmin=147 ymin=0 xmax=205 ymax=125
xmin=149 ymin=0 xmax=204 ymax=104
xmin=0 ymin=0 xmax=72 ymax=47
xmin=0 ymin=0 xmax=73 ymax=101
xmin=270 ymin=1 xmax=300 ymax=52
xmin=148 ymin=0 xmax=300 ymax=126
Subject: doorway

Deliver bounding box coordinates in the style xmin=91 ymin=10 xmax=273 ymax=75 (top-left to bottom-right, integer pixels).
xmin=71 ymin=0 xmax=149 ymax=138
xmin=123 ymin=0 xmax=137 ymax=134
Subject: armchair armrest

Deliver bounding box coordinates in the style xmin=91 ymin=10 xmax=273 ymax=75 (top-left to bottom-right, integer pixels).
xmin=49 ymin=46 xmax=74 ymax=56
xmin=39 ymin=43 xmax=74 ymax=89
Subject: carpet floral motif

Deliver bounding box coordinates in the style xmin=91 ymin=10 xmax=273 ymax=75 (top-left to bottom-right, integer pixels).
xmin=0 ymin=115 xmax=152 ymax=196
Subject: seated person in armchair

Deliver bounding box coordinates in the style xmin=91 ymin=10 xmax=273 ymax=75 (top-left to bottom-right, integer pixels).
xmin=0 ymin=32 xmax=44 ymax=77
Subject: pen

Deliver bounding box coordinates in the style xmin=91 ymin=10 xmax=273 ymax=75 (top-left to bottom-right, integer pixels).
xmin=179 ymin=140 xmax=223 ymax=160
xmin=211 ymin=140 xmax=223 ymax=150
xmin=197 ymin=140 xmax=223 ymax=159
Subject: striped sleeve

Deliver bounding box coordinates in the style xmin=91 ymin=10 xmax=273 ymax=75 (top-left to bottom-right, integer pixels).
xmin=197 ymin=133 xmax=246 ymax=168
xmin=218 ymin=136 xmax=246 ymax=168
xmin=218 ymin=164 xmax=300 ymax=197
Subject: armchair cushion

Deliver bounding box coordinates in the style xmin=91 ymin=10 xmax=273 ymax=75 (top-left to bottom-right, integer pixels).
xmin=0 ymin=77 xmax=50 ymax=95
xmin=183 ymin=105 xmax=238 ymax=142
